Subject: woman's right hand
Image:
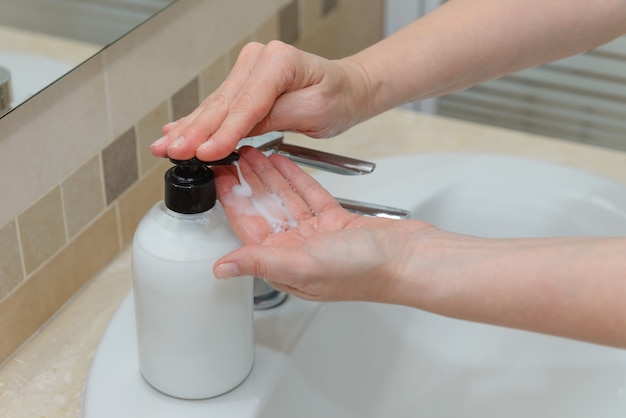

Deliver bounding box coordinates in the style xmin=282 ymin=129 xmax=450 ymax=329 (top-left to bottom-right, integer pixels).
xmin=150 ymin=41 xmax=373 ymax=162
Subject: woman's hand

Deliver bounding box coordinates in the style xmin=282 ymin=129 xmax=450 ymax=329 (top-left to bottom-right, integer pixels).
xmin=211 ymin=147 xmax=626 ymax=347
xmin=151 ymin=41 xmax=372 ymax=162
xmin=212 ymin=147 xmax=437 ymax=302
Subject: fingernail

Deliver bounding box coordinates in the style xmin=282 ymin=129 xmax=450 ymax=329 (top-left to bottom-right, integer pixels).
xmin=214 ymin=262 xmax=241 ymax=279
xmin=151 ymin=135 xmax=168 ymax=148
xmin=197 ymin=139 xmax=213 ymax=151
xmin=168 ymin=136 xmax=185 ymax=149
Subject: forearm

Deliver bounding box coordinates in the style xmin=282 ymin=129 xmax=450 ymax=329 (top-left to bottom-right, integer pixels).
xmin=386 ymin=226 xmax=626 ymax=347
xmin=345 ymin=0 xmax=626 ymax=119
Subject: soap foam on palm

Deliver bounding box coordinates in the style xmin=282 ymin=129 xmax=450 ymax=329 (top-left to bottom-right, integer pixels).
xmin=231 ymin=161 xmax=297 ymax=233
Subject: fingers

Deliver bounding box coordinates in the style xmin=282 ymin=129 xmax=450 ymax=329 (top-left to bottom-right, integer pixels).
xmin=151 ymin=42 xmax=267 ymax=160
xmin=237 ymin=147 xmax=320 ymax=221
xmin=213 ymin=161 xmax=273 ymax=245
xmin=214 ymin=147 xmax=319 ymax=243
xmin=268 ymin=152 xmax=342 ymax=215
xmin=151 ymin=40 xmax=357 ymax=163
xmin=195 ymin=41 xmax=305 ymax=161
xmin=152 ymin=41 xmax=305 ymax=162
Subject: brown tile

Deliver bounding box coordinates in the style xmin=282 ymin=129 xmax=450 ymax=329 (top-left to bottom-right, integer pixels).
xmin=0 ymin=221 xmax=24 ymax=301
xmin=171 ymin=78 xmax=200 ymax=122
xmin=18 ymin=187 xmax=66 ymax=275
xmin=118 ymin=159 xmax=171 ymax=246
xmin=61 ymin=156 xmax=106 ymax=239
xmin=136 ymin=102 xmax=171 ymax=175
xmin=322 ymin=0 xmax=339 ymax=16
xmin=0 ymin=206 xmax=120 ymax=365
xmin=102 ymin=128 xmax=139 ymax=205
xmin=279 ymin=1 xmax=300 ymax=44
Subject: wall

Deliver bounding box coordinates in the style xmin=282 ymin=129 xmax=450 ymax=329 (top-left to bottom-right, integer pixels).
xmin=0 ymin=0 xmax=383 ymax=365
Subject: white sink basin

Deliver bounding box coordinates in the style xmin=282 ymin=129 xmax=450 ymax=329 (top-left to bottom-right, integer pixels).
xmin=0 ymin=51 xmax=74 ymax=106
xmin=82 ymin=153 xmax=626 ymax=417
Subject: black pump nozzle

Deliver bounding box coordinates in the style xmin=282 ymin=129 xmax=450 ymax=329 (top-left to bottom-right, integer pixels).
xmin=164 ymin=153 xmax=239 ymax=214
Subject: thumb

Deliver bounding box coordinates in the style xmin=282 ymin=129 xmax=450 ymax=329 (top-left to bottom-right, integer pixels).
xmin=213 ymin=245 xmax=299 ymax=280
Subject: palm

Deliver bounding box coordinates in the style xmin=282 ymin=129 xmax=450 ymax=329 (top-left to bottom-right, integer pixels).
xmin=213 ymin=147 xmax=419 ymax=302
xmin=215 ymin=147 xmax=358 ymax=247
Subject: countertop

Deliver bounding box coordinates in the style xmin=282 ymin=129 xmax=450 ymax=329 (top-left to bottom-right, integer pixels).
xmin=2 ymin=109 xmax=626 ymax=417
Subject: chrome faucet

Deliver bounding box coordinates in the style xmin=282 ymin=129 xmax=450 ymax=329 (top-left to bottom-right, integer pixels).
xmin=237 ymin=131 xmax=375 ymax=175
xmin=237 ymin=132 xmax=411 ymax=310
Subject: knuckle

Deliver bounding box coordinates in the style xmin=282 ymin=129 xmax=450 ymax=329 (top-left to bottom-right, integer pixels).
xmin=206 ymin=92 xmax=230 ymax=109
xmin=238 ymin=41 xmax=264 ymax=60
xmin=232 ymin=91 xmax=255 ymax=111
xmin=250 ymin=258 xmax=269 ymax=279
xmin=264 ymin=40 xmax=290 ymax=55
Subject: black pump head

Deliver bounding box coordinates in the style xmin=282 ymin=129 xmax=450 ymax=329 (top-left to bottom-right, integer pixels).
xmin=164 ymin=154 xmax=239 ymax=214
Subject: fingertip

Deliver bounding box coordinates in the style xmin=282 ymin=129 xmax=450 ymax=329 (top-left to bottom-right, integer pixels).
xmin=162 ymin=121 xmax=177 ymax=134
xmin=214 ymin=262 xmax=241 ymax=279
xmin=150 ymin=135 xmax=171 ymax=157
xmin=196 ymin=137 xmax=240 ymax=162
xmin=165 ymin=136 xmax=198 ymax=160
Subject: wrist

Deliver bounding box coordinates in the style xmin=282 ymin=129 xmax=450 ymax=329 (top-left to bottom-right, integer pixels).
xmin=335 ymin=57 xmax=383 ymax=125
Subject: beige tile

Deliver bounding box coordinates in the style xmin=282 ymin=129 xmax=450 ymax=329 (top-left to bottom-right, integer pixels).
xmin=199 ymin=55 xmax=229 ymax=99
xmin=18 ymin=187 xmax=67 ymax=275
xmin=102 ymin=128 xmax=139 ymax=205
xmin=0 ymin=54 xmax=110 ymax=229
xmin=118 ymin=159 xmax=171 ymax=246
xmin=61 ymin=156 xmax=106 ymax=239
xmin=0 ymin=206 xmax=119 ymax=365
xmin=299 ymin=0 xmax=323 ymax=37
xmin=104 ymin=0 xmax=291 ymax=137
xmin=0 ymin=221 xmax=24 ymax=301
xmin=253 ymin=14 xmax=280 ymax=44
xmin=136 ymin=102 xmax=171 ymax=175
xmin=279 ymin=1 xmax=300 ymax=44
xmin=295 ymin=0 xmax=383 ymax=59
xmin=172 ymin=78 xmax=200 ymax=121
xmin=190 ymin=0 xmax=291 ymax=60
xmin=102 ymin=1 xmax=199 ymax=138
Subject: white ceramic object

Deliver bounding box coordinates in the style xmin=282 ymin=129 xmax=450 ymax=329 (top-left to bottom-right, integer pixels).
xmin=82 ymin=153 xmax=626 ymax=417
xmin=0 ymin=51 xmax=73 ymax=106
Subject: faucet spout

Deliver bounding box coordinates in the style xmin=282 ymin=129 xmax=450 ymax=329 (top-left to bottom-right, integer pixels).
xmin=236 ymin=132 xmax=375 ymax=175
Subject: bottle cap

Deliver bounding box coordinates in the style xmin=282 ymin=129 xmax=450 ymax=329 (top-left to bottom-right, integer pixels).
xmin=165 ymin=154 xmax=239 ymax=214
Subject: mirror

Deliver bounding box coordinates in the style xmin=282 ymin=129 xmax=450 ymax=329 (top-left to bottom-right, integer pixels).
xmin=0 ymin=0 xmax=176 ymax=117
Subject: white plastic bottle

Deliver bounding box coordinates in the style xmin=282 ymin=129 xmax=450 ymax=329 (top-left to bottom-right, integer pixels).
xmin=131 ymin=157 xmax=254 ymax=399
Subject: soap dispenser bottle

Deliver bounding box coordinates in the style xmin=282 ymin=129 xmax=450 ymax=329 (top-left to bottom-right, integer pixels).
xmin=131 ymin=156 xmax=254 ymax=399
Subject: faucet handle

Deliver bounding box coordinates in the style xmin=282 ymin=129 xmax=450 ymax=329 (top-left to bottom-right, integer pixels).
xmin=237 ymin=132 xmax=375 ymax=175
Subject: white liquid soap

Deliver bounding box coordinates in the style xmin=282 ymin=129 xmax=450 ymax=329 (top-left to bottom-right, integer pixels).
xmin=132 ymin=157 xmax=254 ymax=399
xmin=231 ymin=160 xmax=298 ymax=233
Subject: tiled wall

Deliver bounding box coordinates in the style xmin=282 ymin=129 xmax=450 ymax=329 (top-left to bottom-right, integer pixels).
xmin=0 ymin=0 xmax=383 ymax=365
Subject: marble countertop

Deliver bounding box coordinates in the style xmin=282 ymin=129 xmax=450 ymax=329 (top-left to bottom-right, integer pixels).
xmin=2 ymin=109 xmax=626 ymax=417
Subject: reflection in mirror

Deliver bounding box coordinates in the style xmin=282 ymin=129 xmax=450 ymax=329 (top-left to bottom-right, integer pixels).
xmin=0 ymin=0 xmax=176 ymax=117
